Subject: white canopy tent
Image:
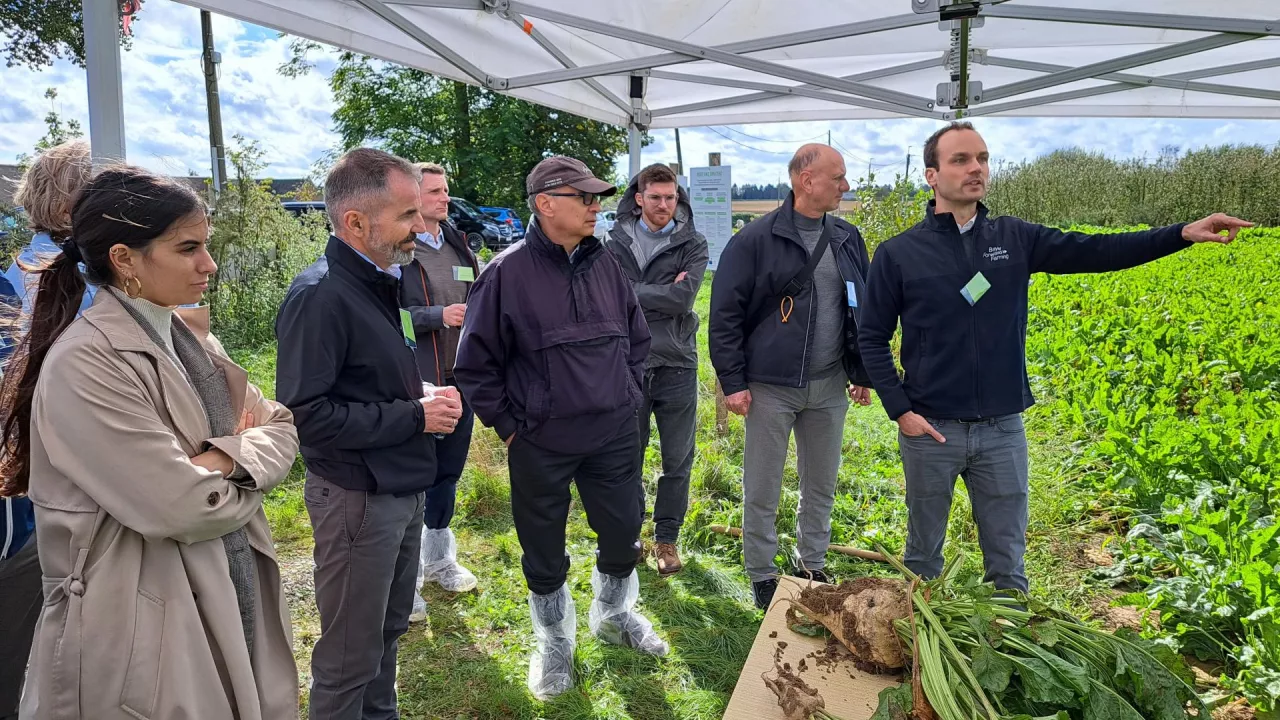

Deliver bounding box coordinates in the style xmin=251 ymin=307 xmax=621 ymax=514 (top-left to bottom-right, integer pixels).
xmin=83 ymin=0 xmax=1280 ymax=175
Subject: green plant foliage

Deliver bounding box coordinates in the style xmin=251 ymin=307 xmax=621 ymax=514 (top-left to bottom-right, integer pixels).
xmin=986 ymin=146 xmax=1280 ymax=227
xmin=1026 ymin=226 xmax=1280 ymax=711
xmin=205 ymin=137 xmax=328 ymax=350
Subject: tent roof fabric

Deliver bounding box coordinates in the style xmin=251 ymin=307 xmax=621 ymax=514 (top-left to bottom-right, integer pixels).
xmin=174 ymin=0 xmax=1280 ymax=128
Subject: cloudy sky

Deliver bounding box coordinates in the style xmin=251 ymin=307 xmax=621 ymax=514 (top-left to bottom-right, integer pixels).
xmin=4 ymin=1 xmax=1280 ymax=188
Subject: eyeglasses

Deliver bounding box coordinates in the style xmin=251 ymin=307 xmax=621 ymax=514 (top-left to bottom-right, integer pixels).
xmin=544 ymin=191 xmax=599 ymax=206
xmin=643 ymin=194 xmax=677 ymax=205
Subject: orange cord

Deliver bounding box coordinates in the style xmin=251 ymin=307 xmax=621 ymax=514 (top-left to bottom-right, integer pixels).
xmin=780 ymin=296 xmax=795 ymax=323
xmin=417 ymin=263 xmax=444 ymax=385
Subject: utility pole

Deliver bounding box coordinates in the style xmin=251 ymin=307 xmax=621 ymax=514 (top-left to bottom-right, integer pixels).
xmin=674 ymin=127 xmax=684 ymax=176
xmin=711 ymin=150 xmax=729 ymax=437
xmin=827 ymin=129 xmax=831 ymax=146
xmin=201 ymin=10 xmax=227 ymax=203
xmin=905 ymin=152 xmax=911 ymax=179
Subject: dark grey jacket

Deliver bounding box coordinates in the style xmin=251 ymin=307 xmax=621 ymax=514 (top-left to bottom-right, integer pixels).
xmin=710 ymin=193 xmax=872 ymax=395
xmin=606 ymin=177 xmax=709 ymax=369
xmin=454 ymin=222 xmax=651 ymax=455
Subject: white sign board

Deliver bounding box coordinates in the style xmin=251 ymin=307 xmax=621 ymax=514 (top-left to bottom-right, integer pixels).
xmin=689 ymin=165 xmax=732 ymax=271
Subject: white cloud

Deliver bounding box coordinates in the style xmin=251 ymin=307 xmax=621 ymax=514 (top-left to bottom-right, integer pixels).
xmin=0 ymin=0 xmax=338 ymax=178
xmin=631 ymin=117 xmax=1280 ymax=186
xmin=3 ymin=1 xmax=1279 ymax=188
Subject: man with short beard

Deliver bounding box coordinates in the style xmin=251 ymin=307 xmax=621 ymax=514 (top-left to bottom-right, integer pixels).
xmin=859 ymin=122 xmax=1251 ymax=595
xmin=276 ymin=148 xmax=464 ymax=720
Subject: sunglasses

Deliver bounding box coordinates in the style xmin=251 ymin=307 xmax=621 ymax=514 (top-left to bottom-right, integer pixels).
xmin=544 ymin=191 xmax=599 ymax=206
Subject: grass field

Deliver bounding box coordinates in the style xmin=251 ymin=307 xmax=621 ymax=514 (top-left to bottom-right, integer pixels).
xmin=230 ymin=227 xmax=1279 ymax=719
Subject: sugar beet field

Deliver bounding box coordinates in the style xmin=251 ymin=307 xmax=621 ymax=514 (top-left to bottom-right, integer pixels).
xmin=236 ymin=225 xmax=1280 ymax=719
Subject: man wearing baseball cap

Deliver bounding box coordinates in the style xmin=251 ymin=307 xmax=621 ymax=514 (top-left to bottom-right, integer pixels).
xmin=455 ymin=155 xmax=667 ymax=700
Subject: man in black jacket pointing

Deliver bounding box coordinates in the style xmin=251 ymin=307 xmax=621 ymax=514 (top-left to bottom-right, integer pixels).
xmin=858 ymin=122 xmax=1251 ymax=594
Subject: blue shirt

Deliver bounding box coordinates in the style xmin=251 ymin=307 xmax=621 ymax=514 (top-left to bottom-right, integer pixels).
xmin=416 ymin=227 xmax=445 ymax=251
xmin=3 ymin=232 xmax=97 ymax=317
xmin=2 ymin=497 xmax=35 ymax=559
xmin=350 ymin=245 xmax=402 ymax=279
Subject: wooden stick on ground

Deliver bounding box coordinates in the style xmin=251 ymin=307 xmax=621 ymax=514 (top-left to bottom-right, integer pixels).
xmin=708 ymin=524 xmax=891 ymax=564
xmin=714 ymin=379 xmax=729 ymax=436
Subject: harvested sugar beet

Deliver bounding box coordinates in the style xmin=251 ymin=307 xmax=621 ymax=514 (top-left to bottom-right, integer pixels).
xmin=784 ymin=577 xmax=911 ymax=673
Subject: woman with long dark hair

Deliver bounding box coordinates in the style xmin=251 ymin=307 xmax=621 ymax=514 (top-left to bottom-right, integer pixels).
xmin=1 ymin=165 xmax=300 ymax=719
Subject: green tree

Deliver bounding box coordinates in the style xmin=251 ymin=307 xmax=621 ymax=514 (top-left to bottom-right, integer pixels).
xmin=286 ymin=44 xmax=634 ymax=217
xmin=16 ymin=88 xmax=84 ymax=173
xmin=1 ymin=0 xmax=133 ymax=69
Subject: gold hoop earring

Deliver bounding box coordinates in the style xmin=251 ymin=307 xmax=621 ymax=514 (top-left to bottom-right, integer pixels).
xmin=124 ymin=275 xmax=143 ymax=299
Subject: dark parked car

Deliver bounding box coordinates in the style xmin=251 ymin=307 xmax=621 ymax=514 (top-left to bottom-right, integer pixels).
xmin=449 ymin=198 xmax=509 ymax=252
xmin=281 ymin=199 xmax=509 ymax=253
xmin=281 ymin=201 xmax=330 ymax=231
xmin=479 ymin=206 xmax=525 ymax=239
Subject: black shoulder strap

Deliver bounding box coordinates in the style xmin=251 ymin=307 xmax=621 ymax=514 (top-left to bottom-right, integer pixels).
xmin=748 ymin=215 xmax=833 ymax=334
xmin=782 ymin=215 xmax=833 ymax=297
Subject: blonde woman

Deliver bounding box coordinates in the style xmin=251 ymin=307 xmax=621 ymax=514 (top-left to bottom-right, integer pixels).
xmin=5 ymin=139 xmax=94 ymax=316
xmin=0 ymin=165 xmax=299 ymax=719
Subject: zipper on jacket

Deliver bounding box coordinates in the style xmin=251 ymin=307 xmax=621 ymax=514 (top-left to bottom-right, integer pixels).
xmin=959 ymin=223 xmax=982 ymax=418
xmin=833 ymin=246 xmax=858 ymax=334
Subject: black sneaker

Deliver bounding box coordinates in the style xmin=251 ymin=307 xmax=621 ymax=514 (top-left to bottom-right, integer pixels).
xmin=793 ymin=568 xmax=831 ymax=584
xmin=752 ymin=579 xmax=779 ymax=610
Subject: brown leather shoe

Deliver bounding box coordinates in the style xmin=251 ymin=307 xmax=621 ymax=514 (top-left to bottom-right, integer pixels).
xmin=653 ymin=543 xmax=683 ymax=576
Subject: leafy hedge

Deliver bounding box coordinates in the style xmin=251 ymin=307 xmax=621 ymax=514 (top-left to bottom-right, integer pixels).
xmin=206 ymin=140 xmax=328 ymax=351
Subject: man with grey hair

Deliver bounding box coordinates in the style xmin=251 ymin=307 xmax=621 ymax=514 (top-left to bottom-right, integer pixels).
xmin=710 ymin=143 xmax=875 ymax=609
xmin=276 ymin=147 xmax=464 ymax=719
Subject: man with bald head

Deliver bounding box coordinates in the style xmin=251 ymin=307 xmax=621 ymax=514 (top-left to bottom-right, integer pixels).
xmin=710 ymin=143 xmax=875 ymax=609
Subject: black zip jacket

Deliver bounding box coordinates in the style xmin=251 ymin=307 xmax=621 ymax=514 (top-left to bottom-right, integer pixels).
xmin=399 ymin=222 xmax=480 ymax=385
xmin=858 ymin=201 xmax=1189 ymax=421
xmin=275 ymin=235 xmax=433 ymax=495
xmin=454 ymin=221 xmax=651 ymax=455
xmin=709 ymin=193 xmax=871 ymax=395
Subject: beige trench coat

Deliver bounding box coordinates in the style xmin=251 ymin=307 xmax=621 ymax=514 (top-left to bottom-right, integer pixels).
xmin=20 ymin=291 xmax=299 ymax=720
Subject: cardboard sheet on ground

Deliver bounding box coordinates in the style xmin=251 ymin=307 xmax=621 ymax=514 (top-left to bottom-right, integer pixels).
xmin=724 ymin=576 xmax=901 ymax=720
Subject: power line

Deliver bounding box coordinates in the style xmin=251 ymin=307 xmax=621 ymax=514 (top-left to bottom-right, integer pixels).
xmin=830 ymin=138 xmax=899 ymax=169
xmin=703 ymin=126 xmax=795 ymax=155
xmin=716 ymin=125 xmax=829 ymax=144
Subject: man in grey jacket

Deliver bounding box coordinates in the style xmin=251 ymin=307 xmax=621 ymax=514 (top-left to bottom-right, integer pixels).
xmin=606 ymin=164 xmax=709 ymax=576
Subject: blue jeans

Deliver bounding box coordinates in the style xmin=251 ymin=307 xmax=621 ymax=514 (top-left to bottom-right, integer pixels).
xmin=423 ymin=381 xmax=474 ymax=529
xmin=898 ymin=414 xmax=1030 ymax=592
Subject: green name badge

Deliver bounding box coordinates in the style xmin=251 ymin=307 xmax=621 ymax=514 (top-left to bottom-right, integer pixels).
xmin=399 ymin=308 xmax=417 ymax=348
xmin=960 ymin=272 xmax=991 ymax=306
xmin=453 ymin=266 xmax=475 ymax=282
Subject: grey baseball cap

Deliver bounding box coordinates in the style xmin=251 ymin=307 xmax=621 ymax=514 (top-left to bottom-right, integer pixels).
xmin=525 ymin=155 xmax=617 ymax=197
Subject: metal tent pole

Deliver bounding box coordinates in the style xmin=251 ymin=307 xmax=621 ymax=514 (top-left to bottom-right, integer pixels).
xmin=628 ymin=74 xmax=647 ymax=178
xmin=82 ymin=0 xmax=127 ymax=166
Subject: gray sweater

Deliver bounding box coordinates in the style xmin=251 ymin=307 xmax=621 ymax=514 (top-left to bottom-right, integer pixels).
xmin=794 ymin=212 xmax=845 ymax=380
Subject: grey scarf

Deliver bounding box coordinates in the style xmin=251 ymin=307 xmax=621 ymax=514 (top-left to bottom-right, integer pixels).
xmin=115 ymin=297 xmax=257 ymax=657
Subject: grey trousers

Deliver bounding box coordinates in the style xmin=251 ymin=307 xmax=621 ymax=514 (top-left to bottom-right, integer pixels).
xmin=742 ymin=372 xmax=849 ymax=582
xmin=0 ymin=534 xmax=41 ymax=720
xmin=305 ymin=474 xmax=426 ymax=720
xmin=638 ymin=366 xmax=698 ymax=544
xmin=899 ymin=414 xmax=1030 ymax=592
